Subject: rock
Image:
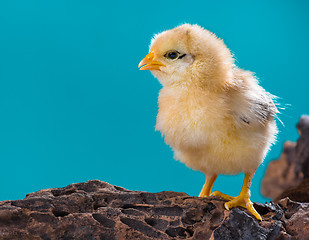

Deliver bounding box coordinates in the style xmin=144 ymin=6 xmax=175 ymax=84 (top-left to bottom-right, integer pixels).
xmin=296 ymin=115 xmax=309 ymax=178
xmin=0 ymin=180 xmax=307 ymax=239
xmin=275 ymin=178 xmax=309 ymax=202
xmin=276 ymin=198 xmax=309 ymax=239
xmin=261 ymin=141 xmax=302 ymax=199
xmin=262 ymin=115 xmax=309 ymax=200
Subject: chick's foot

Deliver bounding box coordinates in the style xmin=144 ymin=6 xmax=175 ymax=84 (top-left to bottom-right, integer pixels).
xmin=225 ymin=193 xmax=262 ymax=221
xmin=211 ymin=173 xmax=262 ymax=221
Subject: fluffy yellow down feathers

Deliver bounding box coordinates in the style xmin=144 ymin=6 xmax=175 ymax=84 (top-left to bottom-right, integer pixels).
xmin=138 ymin=24 xmax=278 ymax=221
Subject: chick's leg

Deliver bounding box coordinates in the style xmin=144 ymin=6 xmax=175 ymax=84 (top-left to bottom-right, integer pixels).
xmin=213 ymin=173 xmax=262 ymax=221
xmin=199 ymin=174 xmax=217 ymax=197
xmin=225 ymin=172 xmax=262 ymax=220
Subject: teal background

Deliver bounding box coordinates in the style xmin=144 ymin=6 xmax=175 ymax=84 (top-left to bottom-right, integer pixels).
xmin=0 ymin=0 xmax=308 ymax=202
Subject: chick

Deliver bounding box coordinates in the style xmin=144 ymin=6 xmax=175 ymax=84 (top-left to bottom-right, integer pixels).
xmin=138 ymin=24 xmax=278 ymax=220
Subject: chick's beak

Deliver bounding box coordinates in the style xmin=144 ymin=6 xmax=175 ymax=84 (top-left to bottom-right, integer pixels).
xmin=138 ymin=51 xmax=165 ymax=71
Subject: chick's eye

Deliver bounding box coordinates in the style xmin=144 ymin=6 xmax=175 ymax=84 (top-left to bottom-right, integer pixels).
xmin=167 ymin=51 xmax=178 ymax=59
xmin=165 ymin=51 xmax=179 ymax=60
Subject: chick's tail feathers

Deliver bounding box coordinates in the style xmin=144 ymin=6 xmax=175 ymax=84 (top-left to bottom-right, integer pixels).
xmin=270 ymin=94 xmax=290 ymax=127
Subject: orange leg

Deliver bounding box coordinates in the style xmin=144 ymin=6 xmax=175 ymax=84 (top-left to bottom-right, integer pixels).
xmin=199 ymin=174 xmax=217 ymax=197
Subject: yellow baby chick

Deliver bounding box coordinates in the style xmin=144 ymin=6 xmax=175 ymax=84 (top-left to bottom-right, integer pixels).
xmin=138 ymin=24 xmax=278 ymax=221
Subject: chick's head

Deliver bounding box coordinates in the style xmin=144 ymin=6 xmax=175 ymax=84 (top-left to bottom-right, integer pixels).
xmin=139 ymin=24 xmax=235 ymax=89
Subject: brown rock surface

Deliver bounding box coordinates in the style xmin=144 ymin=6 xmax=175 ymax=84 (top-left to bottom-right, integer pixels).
xmin=276 ymin=197 xmax=309 ymax=239
xmin=296 ymin=115 xmax=309 ymax=178
xmin=275 ymin=177 xmax=309 ymax=202
xmin=0 ymin=180 xmax=308 ymax=239
xmin=261 ymin=141 xmax=302 ymax=199
xmin=262 ymin=115 xmax=309 ymax=201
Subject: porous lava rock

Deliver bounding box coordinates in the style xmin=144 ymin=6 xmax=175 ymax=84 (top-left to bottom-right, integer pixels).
xmin=0 ymin=180 xmax=308 ymax=239
xmin=262 ymin=115 xmax=309 ymax=202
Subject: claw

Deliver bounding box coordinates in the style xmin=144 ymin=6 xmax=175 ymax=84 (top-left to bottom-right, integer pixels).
xmin=224 ymin=203 xmax=230 ymax=210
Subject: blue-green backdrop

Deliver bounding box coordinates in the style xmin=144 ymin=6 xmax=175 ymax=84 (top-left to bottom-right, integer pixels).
xmin=0 ymin=0 xmax=308 ymax=202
